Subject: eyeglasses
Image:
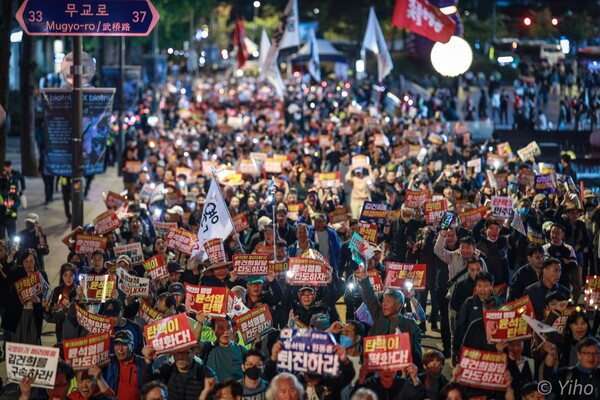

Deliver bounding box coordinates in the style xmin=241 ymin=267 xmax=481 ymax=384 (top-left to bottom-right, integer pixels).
xmin=244 ymin=363 xmax=264 ymax=368
xmin=580 ymin=351 xmax=600 ymax=357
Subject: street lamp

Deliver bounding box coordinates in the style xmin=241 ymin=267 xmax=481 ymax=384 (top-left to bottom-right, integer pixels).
xmin=523 ymin=17 xmax=532 ymax=27
xmin=253 ymin=1 xmax=260 ymax=20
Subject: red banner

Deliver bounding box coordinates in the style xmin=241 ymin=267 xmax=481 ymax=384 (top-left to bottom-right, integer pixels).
xmin=80 ymin=274 xmax=117 ymax=303
xmin=360 ymin=270 xmax=383 ymax=294
xmin=483 ymin=310 xmax=531 ymax=342
xmin=458 ymin=206 xmax=487 ymax=229
xmin=233 ymin=254 xmax=270 ymax=276
xmin=269 ymin=260 xmax=289 ymax=274
xmin=75 ymin=304 xmax=114 ymax=335
xmin=154 ymin=221 xmax=177 ymax=238
xmin=543 ymin=307 xmax=577 ymax=334
xmin=14 ymin=272 xmax=43 ymax=303
xmin=585 ymin=276 xmax=600 ymax=309
xmin=287 ymin=258 xmax=329 ymax=286
xmin=233 ymin=304 xmax=273 ymax=343
xmin=63 ymin=332 xmax=110 ymax=370
xmin=143 ymin=255 xmax=168 ymax=282
xmin=404 ymin=189 xmax=428 ymax=209
xmin=204 ymin=238 xmax=226 ymax=264
xmin=385 ymin=262 xmax=426 ymax=290
xmin=138 ymin=300 xmax=163 ymax=324
xmin=458 ymin=347 xmax=508 ymax=391
xmin=392 ymin=0 xmax=456 ymax=44
xmin=144 ymin=313 xmax=196 ymax=355
xmin=287 ymin=204 xmax=304 ymax=221
xmin=232 ymin=213 xmax=250 ymax=233
xmin=165 ymin=227 xmax=197 ymax=255
xmin=184 ymin=285 xmax=227 ymax=317
xmin=75 ymin=235 xmax=107 ymax=254
xmin=93 ymin=210 xmax=122 ymax=235
xmin=424 ymin=199 xmax=447 ymax=225
xmin=356 ymin=221 xmax=378 ymax=244
xmin=364 ymin=333 xmax=412 ymax=372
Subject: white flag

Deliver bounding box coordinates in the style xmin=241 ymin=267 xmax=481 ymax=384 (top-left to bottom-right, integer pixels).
xmin=258 ymin=28 xmax=286 ymax=99
xmin=279 ymin=0 xmax=300 ymax=50
xmin=259 ymin=28 xmax=271 ymax=72
xmin=511 ymin=211 xmax=526 ymax=236
xmin=362 ymin=7 xmax=393 ymax=82
xmin=521 ymin=314 xmax=558 ymax=336
xmin=259 ymin=0 xmax=298 ymax=81
xmin=307 ymin=28 xmax=321 ymax=82
xmin=192 ymin=177 xmax=235 ymax=260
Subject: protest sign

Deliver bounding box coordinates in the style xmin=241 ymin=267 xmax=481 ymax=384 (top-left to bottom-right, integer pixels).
xmin=483 ymin=310 xmax=531 ymax=342
xmin=424 ymin=199 xmax=447 ymax=225
xmin=539 ymin=162 xmax=555 ymax=175
xmin=153 ymin=221 xmax=177 ymax=239
xmin=263 ymin=158 xmax=282 ymax=173
xmin=6 ymin=343 xmax=59 ymax=389
xmin=496 ymin=142 xmax=513 ymax=158
xmin=356 ymin=221 xmax=378 ymax=244
xmin=543 ymin=307 xmax=578 ymax=334
xmin=517 ymin=141 xmax=541 ymax=162
xmin=359 ymin=202 xmax=387 ymax=225
xmin=360 ymin=270 xmax=383 ymax=294
xmin=277 ymin=329 xmax=339 ymax=377
xmin=165 ymin=191 xmax=185 ymax=207
xmin=75 ymin=304 xmax=114 ymax=335
xmin=329 ymin=206 xmax=350 ymax=223
xmin=233 ymin=304 xmax=274 ymax=343
xmin=511 ymin=212 xmax=526 ymax=236
xmin=494 ymin=173 xmax=508 ymax=190
xmin=165 ymin=226 xmax=197 ymax=255
xmin=80 ymin=274 xmax=117 ymax=303
xmin=269 ymin=260 xmax=289 ymax=274
xmin=239 ymin=159 xmax=260 ymax=175
xmin=143 ymin=255 xmax=168 ymax=283
xmin=491 ymin=196 xmax=514 ymax=220
xmin=14 ymin=272 xmax=43 ymax=303
xmin=404 ymin=190 xmax=428 ymax=208
xmin=534 ymin=174 xmax=557 ymax=194
xmin=287 ymin=204 xmax=303 ymax=221
xmin=585 ymin=276 xmax=600 ymax=309
xmin=93 ymin=210 xmax=122 ymax=235
xmin=233 ymin=254 xmax=270 ymax=276
xmin=458 ymin=206 xmax=487 ymax=229
xmin=232 ymin=213 xmax=250 ymax=233
xmin=315 ymin=172 xmax=341 ymax=189
xmin=319 ymin=134 xmax=332 ymax=148
xmin=287 ymin=258 xmax=329 ymax=286
xmin=485 ymin=170 xmax=497 ymax=189
xmin=349 ymin=232 xmax=374 ymax=266
xmin=364 ymin=333 xmax=412 ymax=372
xmin=138 ymin=299 xmax=163 ymax=324
xmin=139 ymin=183 xmax=155 ymax=202
xmin=105 ymin=191 xmax=127 ymax=209
xmin=204 ymin=238 xmax=226 ymax=264
xmin=253 ymin=243 xmax=272 ymax=256
xmin=63 ymin=332 xmax=111 ymax=370
xmin=144 ymin=313 xmax=196 ymax=355
xmin=487 ymin=154 xmax=506 ymax=170
xmin=75 ymin=234 xmax=107 ymax=254
xmin=501 ymin=295 xmax=535 ymax=317
xmin=114 ymin=242 xmax=144 ymax=266
xmin=184 ymin=285 xmax=227 ymax=317
xmin=385 ymin=263 xmax=426 ymax=290
xmin=467 ymin=158 xmax=481 ymax=173
xmin=351 ymin=155 xmax=370 ymax=169
xmin=518 ymin=170 xmax=536 ymax=188
xmin=117 ymin=268 xmax=150 ymax=297
xmin=527 ymin=225 xmax=544 ymax=245
xmin=458 ymin=347 xmax=508 ymax=391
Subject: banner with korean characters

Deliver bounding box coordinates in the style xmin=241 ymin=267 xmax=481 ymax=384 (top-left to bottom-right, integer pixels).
xmin=404 ymin=190 xmax=428 ymax=209
xmin=458 ymin=347 xmax=508 ymax=391
xmin=232 ymin=213 xmax=250 ymax=233
xmin=483 ymin=310 xmax=530 ymax=342
xmin=75 ymin=304 xmax=114 ymax=335
xmin=233 ymin=254 xmax=270 ymax=276
xmin=165 ymin=226 xmax=197 ymax=255
xmin=491 ymin=196 xmax=514 ymax=220
xmin=6 ymin=343 xmax=60 ymax=389
xmin=315 ymin=172 xmax=341 ymax=189
xmin=496 ymin=142 xmax=513 ymax=158
xmin=585 ymin=276 xmax=600 ymax=309
xmin=105 ymin=191 xmax=128 ymax=209
xmin=385 ymin=263 xmax=426 ymax=290
xmin=143 ymin=255 xmax=168 ymax=283
xmin=487 ymin=154 xmax=506 ymax=170
xmin=543 ymin=307 xmax=578 ymax=334
xmin=534 ymin=174 xmax=557 ymax=194
xmin=517 ymin=141 xmax=541 ymax=162
xmin=501 ymin=295 xmax=535 ymax=317
xmin=358 ymin=270 xmax=384 ymax=294
xmin=467 ymin=158 xmax=481 ymax=173
xmin=144 ymin=313 xmax=196 ymax=355
xmin=364 ymin=333 xmax=412 ymax=372
xmin=14 ymin=271 xmax=43 ymax=303
xmin=138 ymin=299 xmax=163 ymax=324
xmin=184 ymin=284 xmax=227 ymax=317
xmin=277 ymin=329 xmax=339 ymax=377
xmin=518 ymin=169 xmax=536 ymax=188
xmin=287 ymin=204 xmax=303 ymax=221
xmin=269 ymin=260 xmax=289 ymax=275
xmin=494 ymin=173 xmax=508 ymax=190
xmin=359 ymin=201 xmax=387 ymax=225
xmin=93 ymin=210 xmax=122 ymax=235
xmin=458 ymin=206 xmax=487 ymax=229
xmin=116 ymin=268 xmax=150 ymax=298
xmin=80 ymin=274 xmax=117 ymax=303
xmin=239 ymin=159 xmax=260 ymax=176
xmin=287 ymin=258 xmax=329 ymax=286
xmin=233 ymin=304 xmax=274 ymax=343
xmin=356 ymin=221 xmax=378 ymax=244
xmin=75 ymin=234 xmax=107 ymax=254
xmin=351 ymin=155 xmax=370 ymax=169
xmin=349 ymin=232 xmax=375 ymax=266
xmin=139 ymin=183 xmax=156 ymax=202
xmin=263 ymin=158 xmax=282 ymax=173
xmin=424 ymin=199 xmax=447 ymax=225
xmin=114 ymin=242 xmax=144 ymax=266
xmin=153 ymin=221 xmax=177 ymax=239
xmin=63 ymin=332 xmax=110 ymax=371
xmin=329 ymin=206 xmax=350 ymax=224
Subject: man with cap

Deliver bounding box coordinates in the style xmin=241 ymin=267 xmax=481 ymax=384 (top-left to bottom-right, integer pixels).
xmin=17 ymin=212 xmax=49 ymax=271
xmin=103 ymin=330 xmax=150 ymax=400
xmin=167 ymin=282 xmax=187 ymax=313
xmin=200 ymin=258 xmax=245 ymax=289
xmin=306 ymin=213 xmax=342 ymax=273
xmin=68 ymin=366 xmax=115 ymax=399
xmin=249 ymin=216 xmax=275 ymax=255
xmin=473 ymin=213 xmax=511 ymax=288
xmin=524 ymin=257 xmax=571 ymax=320
xmin=543 ymin=223 xmax=580 ymax=300
xmin=275 ymin=204 xmax=297 ymax=246
xmin=245 ymin=271 xmax=282 ymax=310
xmin=100 ymin=298 xmax=145 ymax=355
xmin=165 ymin=205 xmax=185 ymax=226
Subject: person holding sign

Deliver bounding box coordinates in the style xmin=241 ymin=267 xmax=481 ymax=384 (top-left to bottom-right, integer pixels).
xmin=43 ymin=262 xmax=79 ymax=343
xmin=353 ymin=364 xmax=424 ymax=400
xmin=197 ymin=316 xmax=246 ymax=381
xmin=18 ymin=360 xmax=75 ymax=400
xmin=68 ymin=367 xmax=115 ymax=400
xmin=524 ymin=257 xmax=570 ymax=321
xmin=473 ymin=216 xmax=511 ymax=289
xmin=345 ymin=164 xmax=375 ymax=220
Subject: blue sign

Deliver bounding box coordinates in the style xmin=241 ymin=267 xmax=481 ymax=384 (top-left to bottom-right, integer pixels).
xmin=276 ymin=329 xmax=340 ymax=377
xmin=16 ymin=0 xmax=159 ymax=37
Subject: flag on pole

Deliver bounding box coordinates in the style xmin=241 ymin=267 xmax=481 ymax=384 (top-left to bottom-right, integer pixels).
xmin=362 ymin=7 xmax=393 ymax=83
xmin=258 ymin=28 xmax=286 ymax=99
xmin=233 ymin=17 xmax=249 ymax=69
xmin=191 ymin=176 xmax=235 ymax=261
xmin=307 ymin=28 xmax=321 ymax=82
xmin=259 ymin=0 xmax=298 ymax=81
xmin=392 ymin=0 xmax=456 ymax=44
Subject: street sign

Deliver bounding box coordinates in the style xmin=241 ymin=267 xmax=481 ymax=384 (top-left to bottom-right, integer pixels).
xmin=16 ymin=0 xmax=160 ymax=37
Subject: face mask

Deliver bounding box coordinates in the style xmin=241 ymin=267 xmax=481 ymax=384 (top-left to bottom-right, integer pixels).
xmin=340 ymin=335 xmax=353 ymax=349
xmin=244 ymin=366 xmax=262 ymax=380
xmin=402 ymin=217 xmax=412 ymax=223
xmin=519 ymin=207 xmax=529 ymax=216
xmin=187 ymin=202 xmax=196 ymax=211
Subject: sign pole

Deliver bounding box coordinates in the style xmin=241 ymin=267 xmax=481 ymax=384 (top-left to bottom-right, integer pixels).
xmin=72 ymin=36 xmax=84 ymax=229
xmin=117 ymin=36 xmax=126 ymax=177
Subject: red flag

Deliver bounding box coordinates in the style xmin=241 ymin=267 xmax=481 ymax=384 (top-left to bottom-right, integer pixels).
xmin=392 ymin=0 xmax=456 ymax=44
xmin=233 ymin=18 xmax=249 ymax=68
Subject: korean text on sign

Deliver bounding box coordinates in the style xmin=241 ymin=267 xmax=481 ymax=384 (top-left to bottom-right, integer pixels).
xmin=165 ymin=226 xmax=197 ymax=255
xmin=81 ymin=274 xmax=117 ymax=303
xmin=385 ymin=262 xmax=426 ymax=290
xmin=14 ymin=271 xmax=43 ymax=303
xmin=483 ymin=310 xmax=530 ymax=342
xmin=458 ymin=347 xmax=508 ymax=391
xmin=276 ymin=329 xmax=340 ymax=378
xmin=6 ymin=342 xmax=59 ymax=389
xmin=63 ymin=332 xmax=110 ymax=371
xmin=233 ymin=254 xmax=269 ymax=276
xmin=363 ymin=333 xmax=412 ymax=372
xmin=287 ymin=258 xmax=329 ymax=286
xmin=143 ymin=254 xmax=168 ymax=282
xmin=184 ymin=284 xmax=227 ymax=317
xmin=233 ymin=304 xmax=273 ymax=343
xmin=585 ymin=276 xmax=600 ymax=309
xmin=144 ymin=313 xmax=195 ymax=355
xmin=491 ymin=196 xmax=514 ymax=220
xmin=75 ymin=304 xmax=113 ymax=335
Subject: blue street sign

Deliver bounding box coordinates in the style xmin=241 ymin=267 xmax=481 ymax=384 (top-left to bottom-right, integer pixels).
xmin=16 ymin=0 xmax=160 ymax=37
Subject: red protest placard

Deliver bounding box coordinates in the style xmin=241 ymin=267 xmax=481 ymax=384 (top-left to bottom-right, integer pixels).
xmin=543 ymin=307 xmax=578 ymax=334
xmin=329 ymin=206 xmax=350 ymax=224
xmin=204 ymin=238 xmax=226 ymax=264
xmin=184 ymin=285 xmax=227 ymax=317
xmin=93 ymin=210 xmax=122 ymax=235
xmin=14 ymin=272 xmax=43 ymax=303
xmin=75 ymin=304 xmax=113 ymax=335
xmin=138 ymin=300 xmax=163 ymax=325
xmin=143 ymin=255 xmax=168 ymax=282
xmin=356 ymin=221 xmax=378 ymax=244
xmin=458 ymin=347 xmax=508 ymax=391
xmin=165 ymin=227 xmax=197 ymax=255
xmin=114 ymin=242 xmax=144 ymax=266
xmin=253 ymin=243 xmax=272 ymax=256
xmin=80 ymin=274 xmax=117 ymax=303
xmin=585 ymin=276 xmax=600 ymax=309
xmin=63 ymin=332 xmax=110 ymax=371
xmin=518 ymin=170 xmax=536 ymax=188
xmin=287 ymin=204 xmax=303 ymax=221
xmin=75 ymin=235 xmax=107 ymax=254
xmin=105 ymin=191 xmax=127 ymax=209
xmin=232 ymin=213 xmax=250 ymax=233
xmin=483 ymin=310 xmax=531 ymax=342
xmin=233 ymin=304 xmax=273 ymax=343
xmin=458 ymin=206 xmax=487 ymax=229
xmin=359 ymin=270 xmax=383 ymax=294
xmin=153 ymin=221 xmax=177 ymax=239
xmin=233 ymin=254 xmax=270 ymax=276
xmin=315 ymin=172 xmax=341 ymax=189
xmin=404 ymin=190 xmax=428 ymax=209
xmin=385 ymin=263 xmax=426 ymax=290
xmin=364 ymin=333 xmax=412 ymax=372
xmin=287 ymin=258 xmax=329 ymax=286
xmin=424 ymin=199 xmax=447 ymax=225
xmin=144 ymin=313 xmax=196 ymax=355
xmin=501 ymin=296 xmax=535 ymax=317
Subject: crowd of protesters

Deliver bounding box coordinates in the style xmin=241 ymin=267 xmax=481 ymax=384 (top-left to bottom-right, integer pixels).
xmin=1 ymin=71 xmax=600 ymax=400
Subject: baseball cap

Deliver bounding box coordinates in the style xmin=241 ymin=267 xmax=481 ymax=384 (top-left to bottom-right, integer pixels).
xmin=257 ymin=216 xmax=272 ymax=232
xmin=309 ymin=313 xmax=331 ymax=330
xmin=299 ymin=286 xmax=315 ymax=293
xmin=533 ymin=194 xmax=546 ymax=203
xmin=116 ymin=255 xmax=131 ymax=266
xmin=99 ymin=299 xmax=123 ymax=317
xmin=167 ymin=261 xmax=184 ymax=273
xmin=246 ymin=276 xmax=265 ymax=284
xmin=114 ymin=330 xmax=134 ymax=347
xmin=168 ymin=282 xmax=185 ymax=296
xmin=166 ymin=205 xmax=184 ymax=217
xmin=25 ymin=213 xmax=39 ymax=224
